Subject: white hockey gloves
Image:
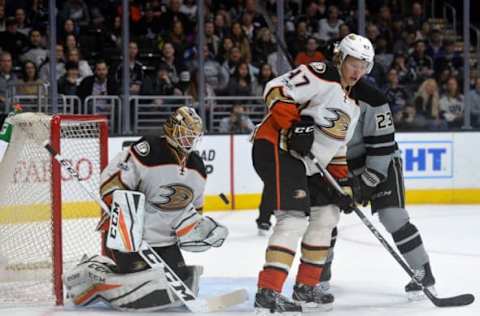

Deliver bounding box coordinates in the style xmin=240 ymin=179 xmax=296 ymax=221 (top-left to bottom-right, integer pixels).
xmin=172 ymin=205 xmax=228 ymax=252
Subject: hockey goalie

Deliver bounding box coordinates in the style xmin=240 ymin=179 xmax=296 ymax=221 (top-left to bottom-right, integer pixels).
xmin=63 ymin=107 xmax=229 ymax=311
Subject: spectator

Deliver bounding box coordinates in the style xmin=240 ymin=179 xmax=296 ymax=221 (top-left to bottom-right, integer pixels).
xmin=58 ymin=61 xmax=81 ymax=96
xmin=391 ymin=52 xmax=416 ymax=88
xmin=317 ymin=5 xmax=344 ymax=42
xmin=60 ymin=0 xmax=90 ymax=28
xmin=286 ymin=21 xmax=309 ymax=58
xmin=405 ymin=1 xmax=426 ymax=32
xmin=179 ymin=0 xmax=197 ymax=21
xmin=114 ymin=41 xmax=145 ymax=95
xmin=222 ymin=46 xmax=243 ymax=75
xmin=190 ymin=45 xmax=229 ymax=93
xmin=294 ymin=37 xmax=325 ymax=66
xmin=413 ymin=78 xmax=447 ymax=129
xmin=251 ymin=27 xmax=276 ymax=68
xmin=408 ymin=39 xmax=434 ymax=84
xmin=254 ymin=63 xmax=275 ymax=96
xmin=0 ymin=52 xmax=16 ymax=112
xmin=230 ymin=21 xmax=252 ymax=63
xmin=29 ymin=0 xmax=49 ymax=29
xmin=141 ymin=62 xmax=180 ymax=96
xmin=66 ymin=48 xmax=92 ymax=81
xmin=166 ymin=20 xmax=193 ymax=61
xmin=426 ymin=29 xmax=445 ymax=61
xmin=63 ymin=34 xmax=79 ymax=54
xmin=77 ymin=60 xmax=118 ymax=109
xmin=300 ymin=1 xmax=324 ymax=34
xmin=107 ymin=16 xmax=122 ymax=49
xmin=221 ymin=62 xmax=255 ymax=96
xmin=439 ymin=77 xmax=464 ymax=128
xmin=16 ymin=60 xmax=44 ymax=95
xmin=468 ymin=77 xmax=480 ymax=127
xmin=160 ymin=41 xmax=182 ymax=84
xmin=241 ymin=12 xmax=256 ymax=42
xmin=374 ymin=36 xmax=394 ymax=73
xmin=136 ymin=4 xmax=160 ymax=39
xmin=384 ymin=68 xmax=409 ymax=125
xmin=375 ymin=5 xmax=393 ymax=46
xmin=58 ymin=18 xmax=78 ymax=41
xmin=218 ymin=103 xmax=255 ymax=133
xmin=214 ymin=11 xmax=229 ymax=39
xmin=205 ymin=20 xmax=220 ymax=57
xmin=434 ymin=39 xmax=463 ymax=76
xmin=267 ymin=50 xmax=291 ymax=76
xmin=158 ymin=0 xmax=192 ymax=34
xmin=216 ymin=36 xmax=234 ymax=64
xmin=0 ymin=17 xmax=29 ymax=62
xmin=397 ymin=104 xmax=425 ymax=131
xmin=15 ymin=8 xmax=30 ymax=36
xmin=0 ymin=5 xmax=5 ymax=32
xmin=39 ymin=44 xmax=66 ymax=81
xmin=20 ymin=29 xmax=48 ymax=67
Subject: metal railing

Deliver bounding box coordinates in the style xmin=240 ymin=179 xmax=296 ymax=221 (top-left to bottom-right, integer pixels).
xmin=84 ymin=95 xmax=122 ymax=135
xmin=205 ymin=96 xmax=265 ymax=132
xmin=6 ymin=82 xmax=49 ymax=112
xmin=131 ymin=95 xmax=194 ymax=134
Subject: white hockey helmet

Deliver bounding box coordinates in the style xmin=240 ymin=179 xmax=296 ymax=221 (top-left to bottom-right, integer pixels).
xmin=335 ymin=33 xmax=375 ymax=74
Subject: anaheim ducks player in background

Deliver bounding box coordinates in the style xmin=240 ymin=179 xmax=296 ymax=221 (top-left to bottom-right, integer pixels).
xmin=252 ymin=34 xmax=375 ymax=314
xmin=64 ymin=107 xmax=228 ymax=310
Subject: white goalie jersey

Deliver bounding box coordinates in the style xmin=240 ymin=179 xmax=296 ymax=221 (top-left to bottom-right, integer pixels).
xmin=262 ymin=62 xmax=361 ymax=177
xmin=99 ymin=135 xmax=207 ymax=247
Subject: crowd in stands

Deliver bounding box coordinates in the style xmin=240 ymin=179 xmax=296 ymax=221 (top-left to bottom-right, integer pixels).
xmin=0 ymin=0 xmax=479 ymax=132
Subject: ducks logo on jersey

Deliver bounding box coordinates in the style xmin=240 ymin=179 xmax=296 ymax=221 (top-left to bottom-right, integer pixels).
xmin=318 ymin=108 xmax=351 ymax=140
xmin=149 ymin=183 xmax=194 ymax=211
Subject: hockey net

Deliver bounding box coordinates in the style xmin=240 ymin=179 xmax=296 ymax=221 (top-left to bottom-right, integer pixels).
xmin=0 ymin=113 xmax=108 ymax=305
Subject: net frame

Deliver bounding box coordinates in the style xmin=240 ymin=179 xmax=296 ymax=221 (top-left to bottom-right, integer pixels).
xmin=0 ymin=114 xmax=108 ymax=306
xmin=51 ymin=115 xmax=108 ymax=305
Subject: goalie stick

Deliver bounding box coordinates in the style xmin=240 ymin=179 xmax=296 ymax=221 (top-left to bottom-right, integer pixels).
xmin=307 ymin=152 xmax=475 ymax=307
xmin=42 ymin=141 xmax=248 ymax=312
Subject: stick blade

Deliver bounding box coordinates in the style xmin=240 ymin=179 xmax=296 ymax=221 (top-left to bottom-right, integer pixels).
xmin=432 ymin=293 xmax=475 ymax=307
xmin=205 ymin=289 xmax=249 ymax=312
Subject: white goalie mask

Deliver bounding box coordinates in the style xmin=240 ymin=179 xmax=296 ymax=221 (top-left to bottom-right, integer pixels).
xmin=163 ymin=106 xmax=203 ymax=154
xmin=335 ymin=33 xmax=375 ymax=74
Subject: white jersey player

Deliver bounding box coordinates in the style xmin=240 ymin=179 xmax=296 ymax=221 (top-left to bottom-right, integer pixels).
xmin=63 ymin=107 xmax=228 ymax=311
xmin=252 ymin=34 xmax=375 ymax=313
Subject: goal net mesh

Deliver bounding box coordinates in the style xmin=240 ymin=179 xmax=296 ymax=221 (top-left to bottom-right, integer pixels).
xmin=0 ymin=113 xmax=106 ymax=305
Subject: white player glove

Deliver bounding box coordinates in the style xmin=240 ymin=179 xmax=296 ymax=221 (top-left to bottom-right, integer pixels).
xmin=172 ymin=205 xmax=228 ymax=252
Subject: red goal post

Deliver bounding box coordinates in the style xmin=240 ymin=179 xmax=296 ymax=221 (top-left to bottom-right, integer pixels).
xmin=0 ymin=113 xmax=108 ymax=305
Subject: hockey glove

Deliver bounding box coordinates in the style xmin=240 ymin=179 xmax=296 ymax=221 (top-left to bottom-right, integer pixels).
xmin=334 ymin=177 xmax=355 ymax=213
xmin=352 ymin=168 xmax=383 ymax=206
xmin=287 ymin=115 xmax=315 ymax=156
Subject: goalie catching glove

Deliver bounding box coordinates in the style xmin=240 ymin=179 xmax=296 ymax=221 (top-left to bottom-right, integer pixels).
xmin=172 ymin=205 xmax=228 ymax=252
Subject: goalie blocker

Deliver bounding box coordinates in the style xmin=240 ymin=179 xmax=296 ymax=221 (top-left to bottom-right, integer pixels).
xmin=64 ymin=190 xmax=228 ymax=311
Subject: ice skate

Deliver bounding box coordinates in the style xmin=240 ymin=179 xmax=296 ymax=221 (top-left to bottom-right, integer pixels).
xmin=292 ymin=283 xmax=334 ymax=312
xmin=255 ymin=288 xmax=302 ymax=315
xmin=405 ymin=263 xmax=436 ymax=301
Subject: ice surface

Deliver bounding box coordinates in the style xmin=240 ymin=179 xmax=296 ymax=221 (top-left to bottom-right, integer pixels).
xmin=1 ymin=205 xmax=479 ymax=315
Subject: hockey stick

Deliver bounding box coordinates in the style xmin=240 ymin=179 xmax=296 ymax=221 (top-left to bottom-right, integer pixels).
xmin=42 ymin=141 xmax=248 ymax=312
xmin=307 ymin=152 xmax=474 ymax=307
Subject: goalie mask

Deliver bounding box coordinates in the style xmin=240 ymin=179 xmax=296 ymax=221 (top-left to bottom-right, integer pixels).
xmin=164 ymin=106 xmax=203 ymax=154
xmin=334 ymin=33 xmax=374 ymax=74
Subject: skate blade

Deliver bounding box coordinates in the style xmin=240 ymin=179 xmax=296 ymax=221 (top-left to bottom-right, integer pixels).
xmin=407 ymin=286 xmax=437 ymax=301
xmin=255 ymin=307 xmax=302 ymax=316
xmin=295 ymin=301 xmax=333 ymax=312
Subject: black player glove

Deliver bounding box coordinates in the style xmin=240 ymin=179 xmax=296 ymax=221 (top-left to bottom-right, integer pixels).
xmin=352 ymin=168 xmax=383 ymax=206
xmin=287 ymin=115 xmax=315 ymax=156
xmin=334 ymin=177 xmax=355 ymax=214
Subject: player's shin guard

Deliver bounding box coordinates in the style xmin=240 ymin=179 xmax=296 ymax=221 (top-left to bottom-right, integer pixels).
xmin=391 ymin=222 xmax=436 ymax=299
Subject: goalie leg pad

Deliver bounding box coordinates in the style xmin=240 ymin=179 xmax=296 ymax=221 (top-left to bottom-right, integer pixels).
xmin=64 ymin=255 xmax=192 ymax=311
